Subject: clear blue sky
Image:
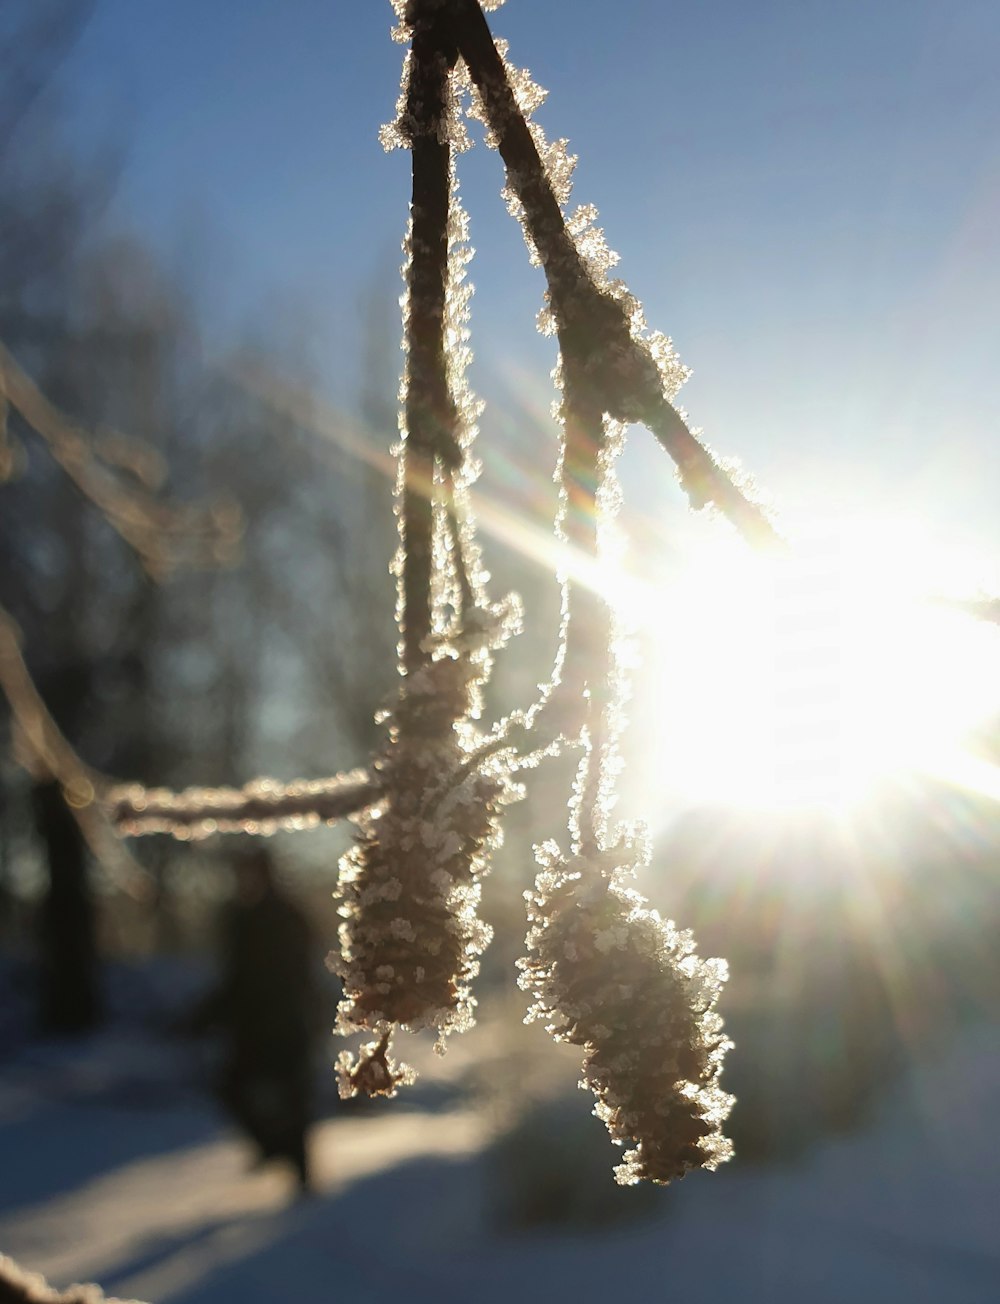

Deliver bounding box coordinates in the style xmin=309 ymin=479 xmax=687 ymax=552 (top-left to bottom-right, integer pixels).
xmin=59 ymin=0 xmax=1000 ymax=568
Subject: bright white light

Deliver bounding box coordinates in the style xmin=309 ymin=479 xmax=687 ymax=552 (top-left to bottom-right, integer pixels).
xmin=636 ymin=516 xmax=1000 ymax=813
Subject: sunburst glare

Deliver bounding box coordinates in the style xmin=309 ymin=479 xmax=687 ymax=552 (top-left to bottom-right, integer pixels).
xmin=631 ymin=516 xmax=1000 ymax=818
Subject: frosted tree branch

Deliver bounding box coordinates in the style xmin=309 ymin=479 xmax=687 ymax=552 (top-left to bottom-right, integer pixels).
xmin=105 ymin=770 xmax=381 ymax=840
xmin=330 ymin=0 xmax=530 ymax=1096
xmin=448 ymin=0 xmax=778 ymax=548
xmin=1 ymin=0 xmax=751 ymax=1197
xmin=2 ymin=554 xmax=381 ymax=846
xmin=381 ymin=0 xmax=739 ymax=1183
xmin=399 ymin=6 xmax=461 ymax=671
xmin=0 ymin=1253 xmax=145 ymax=1304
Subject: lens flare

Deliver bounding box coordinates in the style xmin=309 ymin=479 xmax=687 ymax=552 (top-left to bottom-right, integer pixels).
xmin=635 ymin=516 xmax=1000 ymax=816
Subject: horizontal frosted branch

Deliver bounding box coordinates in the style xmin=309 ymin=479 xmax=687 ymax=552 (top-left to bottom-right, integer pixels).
xmin=106 ymin=771 xmax=381 ymax=840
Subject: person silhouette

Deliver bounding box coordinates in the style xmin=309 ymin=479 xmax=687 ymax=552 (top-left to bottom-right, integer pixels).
xmin=196 ymin=848 xmax=320 ymax=1191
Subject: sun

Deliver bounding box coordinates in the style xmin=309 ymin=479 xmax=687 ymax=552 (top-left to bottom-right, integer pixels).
xmin=631 ymin=515 xmax=1000 ymax=816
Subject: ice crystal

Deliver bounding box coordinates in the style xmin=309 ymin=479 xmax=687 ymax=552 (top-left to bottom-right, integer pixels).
xmin=336 ymin=1033 xmax=416 ymax=1101
xmin=381 ymin=5 xmax=474 ymax=154
xmin=332 ymin=639 xmax=520 ymax=1088
xmin=519 ymin=838 xmax=734 ymax=1185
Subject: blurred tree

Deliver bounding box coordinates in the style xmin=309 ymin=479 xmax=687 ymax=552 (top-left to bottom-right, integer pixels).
xmin=0 ymin=9 xmax=401 ymax=1018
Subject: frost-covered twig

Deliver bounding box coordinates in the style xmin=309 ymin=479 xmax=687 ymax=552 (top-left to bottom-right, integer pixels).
xmin=0 ymin=1253 xmax=144 ymax=1304
xmin=448 ymin=0 xmax=777 ymax=547
xmin=519 ymin=839 xmax=734 ymax=1186
xmin=332 ymin=2 xmax=523 ymax=1095
xmin=369 ymin=0 xmax=738 ymax=1184
xmin=105 ymin=770 xmax=381 ymax=840
xmin=332 ymin=645 xmax=519 ymax=1096
xmin=3 ymin=594 xmax=377 ymax=858
xmin=514 ymin=329 xmax=735 ymax=1183
xmin=397 ymin=4 xmax=461 ymax=672
xmin=556 ymin=377 xmax=617 ymax=851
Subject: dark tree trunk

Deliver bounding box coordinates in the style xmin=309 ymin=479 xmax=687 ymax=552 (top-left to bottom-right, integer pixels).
xmin=33 ymin=779 xmax=102 ymax=1032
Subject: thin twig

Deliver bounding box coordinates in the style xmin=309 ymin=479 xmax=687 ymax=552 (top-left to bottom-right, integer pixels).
xmin=400 ymin=7 xmax=461 ymax=673
xmin=0 ymin=1252 xmax=145 ymax=1304
xmin=2 ymin=600 xmax=379 ymax=845
xmin=444 ymin=471 xmax=477 ymax=620
xmin=105 ymin=771 xmax=381 ymax=840
xmin=448 ymin=0 xmax=778 ymax=548
xmin=560 ymin=366 xmax=615 ymax=854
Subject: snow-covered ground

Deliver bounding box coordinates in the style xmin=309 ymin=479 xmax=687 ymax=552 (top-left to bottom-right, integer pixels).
xmin=1 ymin=1010 xmax=997 ymax=1304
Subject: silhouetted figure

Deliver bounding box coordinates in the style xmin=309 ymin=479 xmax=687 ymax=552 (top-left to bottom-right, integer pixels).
xmin=197 ymin=849 xmax=319 ymax=1191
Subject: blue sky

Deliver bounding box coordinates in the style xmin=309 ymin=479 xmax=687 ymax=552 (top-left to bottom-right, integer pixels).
xmin=57 ymin=0 xmax=1000 ymax=569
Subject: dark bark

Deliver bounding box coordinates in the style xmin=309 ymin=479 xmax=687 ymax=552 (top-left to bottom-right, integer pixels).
xmin=33 ymin=778 xmax=102 ymax=1032
xmin=400 ymin=7 xmax=460 ymax=673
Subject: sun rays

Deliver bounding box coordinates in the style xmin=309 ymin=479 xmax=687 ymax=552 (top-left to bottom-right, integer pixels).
xmin=634 ymin=514 xmax=1000 ymax=818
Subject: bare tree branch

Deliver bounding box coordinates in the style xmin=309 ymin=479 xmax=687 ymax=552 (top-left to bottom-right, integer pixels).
xmin=0 ymin=340 xmax=242 ymax=576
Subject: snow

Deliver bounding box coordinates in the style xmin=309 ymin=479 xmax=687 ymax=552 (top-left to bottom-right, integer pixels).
xmin=1 ymin=1007 xmax=998 ymax=1304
